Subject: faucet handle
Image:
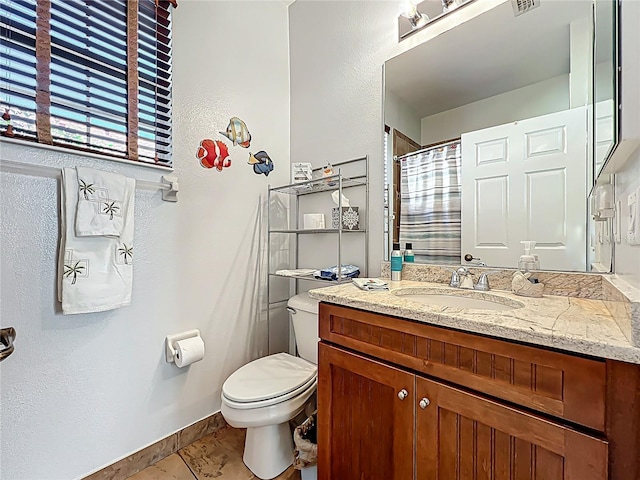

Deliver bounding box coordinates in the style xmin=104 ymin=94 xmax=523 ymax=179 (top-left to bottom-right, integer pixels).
xmin=474 ymin=270 xmax=502 ymax=291
xmin=441 ymin=267 xmax=460 ymax=288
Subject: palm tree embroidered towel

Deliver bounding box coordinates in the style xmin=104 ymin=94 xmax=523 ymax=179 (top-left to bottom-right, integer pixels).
xmin=75 ymin=166 xmax=129 ymax=237
xmin=58 ymin=168 xmax=136 ymax=314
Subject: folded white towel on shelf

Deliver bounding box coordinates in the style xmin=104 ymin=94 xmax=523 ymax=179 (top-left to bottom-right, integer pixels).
xmin=274 ymin=268 xmax=316 ymax=277
xmin=75 ymin=166 xmax=128 ymax=237
xmin=58 ymin=167 xmax=136 ymax=315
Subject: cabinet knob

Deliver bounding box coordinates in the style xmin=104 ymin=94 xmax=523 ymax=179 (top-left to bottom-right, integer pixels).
xmin=419 ymin=397 xmax=430 ymax=409
xmin=397 ymin=389 xmax=409 ymax=400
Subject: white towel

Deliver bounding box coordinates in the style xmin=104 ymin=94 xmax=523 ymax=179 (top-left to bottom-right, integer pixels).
xmin=274 ymin=268 xmax=316 ymax=277
xmin=75 ymin=166 xmax=127 ymax=237
xmin=58 ymin=168 xmax=136 ymax=314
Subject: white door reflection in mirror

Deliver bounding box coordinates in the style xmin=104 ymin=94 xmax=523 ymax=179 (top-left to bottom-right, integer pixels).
xmin=462 ymin=108 xmax=587 ymax=271
xmin=595 ymin=99 xmax=615 ymax=174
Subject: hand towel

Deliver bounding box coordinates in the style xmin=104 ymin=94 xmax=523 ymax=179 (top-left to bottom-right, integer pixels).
xmin=58 ymin=168 xmax=136 ymax=314
xmin=75 ymin=166 xmax=128 ymax=237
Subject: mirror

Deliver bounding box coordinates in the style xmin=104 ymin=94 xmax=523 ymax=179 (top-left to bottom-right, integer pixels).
xmin=593 ymin=0 xmax=619 ymax=179
xmin=384 ymin=0 xmax=617 ymax=272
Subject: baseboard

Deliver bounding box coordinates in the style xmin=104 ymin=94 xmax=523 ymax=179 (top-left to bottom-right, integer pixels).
xmin=83 ymin=411 xmax=226 ymax=480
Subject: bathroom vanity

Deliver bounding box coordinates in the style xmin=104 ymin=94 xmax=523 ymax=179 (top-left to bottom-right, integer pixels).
xmin=310 ymin=282 xmax=640 ymax=480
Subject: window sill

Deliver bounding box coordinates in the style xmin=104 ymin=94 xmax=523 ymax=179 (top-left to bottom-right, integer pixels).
xmin=0 ymin=136 xmax=174 ymax=173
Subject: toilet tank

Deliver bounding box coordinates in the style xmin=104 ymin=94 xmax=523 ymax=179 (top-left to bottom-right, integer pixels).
xmin=287 ymin=293 xmax=320 ymax=364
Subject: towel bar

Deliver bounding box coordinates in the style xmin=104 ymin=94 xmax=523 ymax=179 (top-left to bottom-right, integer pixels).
xmin=0 ymin=158 xmax=179 ymax=202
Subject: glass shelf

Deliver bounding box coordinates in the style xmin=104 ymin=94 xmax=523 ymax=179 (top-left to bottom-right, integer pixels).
xmin=268 ymin=273 xmax=355 ymax=284
xmin=269 ymin=228 xmax=366 ymax=234
xmin=269 ymin=174 xmax=366 ymax=196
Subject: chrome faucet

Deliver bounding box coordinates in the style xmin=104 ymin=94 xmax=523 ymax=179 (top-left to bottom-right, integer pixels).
xmin=474 ymin=272 xmax=491 ymax=291
xmin=473 ymin=270 xmax=501 ymax=291
xmin=444 ymin=267 xmax=473 ymax=289
xmin=443 ymin=267 xmax=460 ymax=287
xmin=444 ymin=267 xmax=500 ymax=291
xmin=456 ymin=267 xmax=475 ymax=289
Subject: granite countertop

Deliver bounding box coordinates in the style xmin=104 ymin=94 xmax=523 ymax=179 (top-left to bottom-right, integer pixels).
xmin=308 ymin=280 xmax=640 ymax=364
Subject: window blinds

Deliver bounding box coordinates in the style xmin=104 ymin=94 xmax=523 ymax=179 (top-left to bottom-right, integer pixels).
xmin=0 ymin=0 xmax=174 ymax=167
xmin=0 ymin=0 xmax=38 ymax=139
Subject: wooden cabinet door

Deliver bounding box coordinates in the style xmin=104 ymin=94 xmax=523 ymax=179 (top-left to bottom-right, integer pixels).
xmin=318 ymin=343 xmax=415 ymax=480
xmin=416 ymin=376 xmax=608 ymax=480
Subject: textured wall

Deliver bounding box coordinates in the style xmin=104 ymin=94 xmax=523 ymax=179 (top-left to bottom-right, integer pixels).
xmin=612 ymin=0 xmax=640 ymax=289
xmin=289 ymin=0 xmax=507 ymax=275
xmin=615 ymin=149 xmax=640 ymax=289
xmin=289 ymin=1 xmax=399 ymax=276
xmin=420 ymin=74 xmax=570 ymax=145
xmin=0 ymin=2 xmax=290 ymax=479
xmin=385 ymin=89 xmax=421 ymax=144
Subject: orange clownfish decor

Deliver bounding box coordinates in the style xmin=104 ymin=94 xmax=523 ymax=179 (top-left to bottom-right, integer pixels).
xmin=196 ymin=139 xmax=232 ymax=171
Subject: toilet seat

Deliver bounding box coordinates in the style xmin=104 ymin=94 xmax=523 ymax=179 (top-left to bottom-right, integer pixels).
xmin=222 ymin=376 xmax=316 ymax=409
xmin=222 ymin=353 xmax=317 ymax=407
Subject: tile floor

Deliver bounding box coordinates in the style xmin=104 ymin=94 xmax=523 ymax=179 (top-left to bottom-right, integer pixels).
xmin=127 ymin=425 xmax=301 ymax=480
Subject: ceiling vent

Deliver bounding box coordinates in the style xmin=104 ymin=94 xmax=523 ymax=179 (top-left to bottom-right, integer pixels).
xmin=511 ymin=0 xmax=540 ymax=17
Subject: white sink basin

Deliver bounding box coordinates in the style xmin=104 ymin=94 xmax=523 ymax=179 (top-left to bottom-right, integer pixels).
xmin=392 ymin=289 xmax=523 ymax=311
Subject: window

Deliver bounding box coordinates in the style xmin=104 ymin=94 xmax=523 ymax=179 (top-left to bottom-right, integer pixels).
xmin=0 ymin=0 xmax=175 ymax=167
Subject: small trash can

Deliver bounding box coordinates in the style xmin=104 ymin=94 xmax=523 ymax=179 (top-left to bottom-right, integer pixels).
xmin=293 ymin=411 xmax=317 ymax=480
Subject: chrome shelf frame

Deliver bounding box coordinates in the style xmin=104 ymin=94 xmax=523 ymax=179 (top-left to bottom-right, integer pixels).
xmin=266 ymin=155 xmax=369 ymax=354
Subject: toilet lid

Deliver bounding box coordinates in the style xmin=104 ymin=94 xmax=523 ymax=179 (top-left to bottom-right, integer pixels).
xmin=222 ymin=352 xmax=317 ymax=403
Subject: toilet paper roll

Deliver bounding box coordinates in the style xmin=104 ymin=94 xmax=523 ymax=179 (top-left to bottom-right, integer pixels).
xmin=174 ymin=336 xmax=205 ymax=367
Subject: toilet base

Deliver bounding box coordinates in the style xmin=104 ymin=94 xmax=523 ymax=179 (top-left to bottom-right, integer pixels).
xmin=243 ymin=422 xmax=294 ymax=480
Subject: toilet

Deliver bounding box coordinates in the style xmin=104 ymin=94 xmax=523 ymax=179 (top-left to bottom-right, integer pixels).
xmin=221 ymin=293 xmax=319 ymax=480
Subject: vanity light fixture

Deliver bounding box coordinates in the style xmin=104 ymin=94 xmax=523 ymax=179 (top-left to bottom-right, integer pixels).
xmin=398 ymin=0 xmax=476 ymax=41
xmin=400 ymin=0 xmax=428 ymax=28
xmin=442 ymin=0 xmax=459 ymax=13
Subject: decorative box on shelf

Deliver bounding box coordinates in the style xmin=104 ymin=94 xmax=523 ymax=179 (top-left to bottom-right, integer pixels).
xmin=291 ymin=162 xmax=313 ymax=183
xmin=331 ymin=207 xmax=360 ymax=230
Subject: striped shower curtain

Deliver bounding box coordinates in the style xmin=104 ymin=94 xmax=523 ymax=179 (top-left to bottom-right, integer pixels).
xmin=399 ymin=141 xmax=462 ymax=264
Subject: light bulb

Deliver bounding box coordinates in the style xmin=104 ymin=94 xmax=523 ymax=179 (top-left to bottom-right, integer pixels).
xmin=399 ymin=0 xmax=418 ymax=18
xmin=399 ymin=1 xmax=428 ymax=28
xmin=442 ymin=0 xmax=460 ymax=13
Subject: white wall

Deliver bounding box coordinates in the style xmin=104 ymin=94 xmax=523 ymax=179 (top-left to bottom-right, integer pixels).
xmin=385 ymin=89 xmax=421 ymax=144
xmin=289 ymin=0 xmax=537 ymax=274
xmin=290 ymin=1 xmax=400 ymax=276
xmin=0 ymin=2 xmax=290 ymax=479
xmin=615 ymin=149 xmax=640 ymax=289
xmin=612 ymin=0 xmax=640 ymax=289
xmin=420 ymin=74 xmax=570 ymax=145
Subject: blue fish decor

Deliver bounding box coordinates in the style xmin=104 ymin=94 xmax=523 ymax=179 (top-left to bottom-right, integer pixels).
xmin=219 ymin=117 xmax=251 ymax=148
xmin=248 ymin=151 xmax=274 ymax=176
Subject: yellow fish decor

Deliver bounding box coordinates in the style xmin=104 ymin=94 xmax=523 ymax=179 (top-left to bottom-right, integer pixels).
xmin=219 ymin=116 xmax=252 ymax=148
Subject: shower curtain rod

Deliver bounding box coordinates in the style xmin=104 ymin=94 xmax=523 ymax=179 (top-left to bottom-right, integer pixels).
xmin=0 ymin=158 xmax=179 ymax=202
xmin=394 ymin=138 xmax=461 ymax=162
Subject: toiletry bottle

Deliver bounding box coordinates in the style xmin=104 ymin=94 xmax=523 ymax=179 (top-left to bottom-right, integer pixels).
xmin=404 ymin=243 xmax=414 ymax=263
xmin=391 ymin=242 xmax=403 ymax=281
xmin=518 ymin=241 xmax=540 ymax=282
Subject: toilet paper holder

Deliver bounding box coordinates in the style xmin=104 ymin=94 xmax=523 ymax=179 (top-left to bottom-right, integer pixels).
xmin=165 ymin=329 xmax=201 ymax=363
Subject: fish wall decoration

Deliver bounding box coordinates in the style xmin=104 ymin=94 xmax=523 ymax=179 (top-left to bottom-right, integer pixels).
xmin=196 ymin=139 xmax=232 ymax=171
xmin=248 ymin=151 xmax=274 ymax=176
xmin=219 ymin=117 xmax=251 ymax=148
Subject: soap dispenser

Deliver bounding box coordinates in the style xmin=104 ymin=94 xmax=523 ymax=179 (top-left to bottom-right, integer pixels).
xmin=518 ymin=241 xmax=540 ymax=273
xmin=513 ymin=241 xmax=544 ymax=297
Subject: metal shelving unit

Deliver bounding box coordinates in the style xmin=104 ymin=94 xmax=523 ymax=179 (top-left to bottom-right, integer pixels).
xmin=266 ymin=156 xmax=369 ymax=348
